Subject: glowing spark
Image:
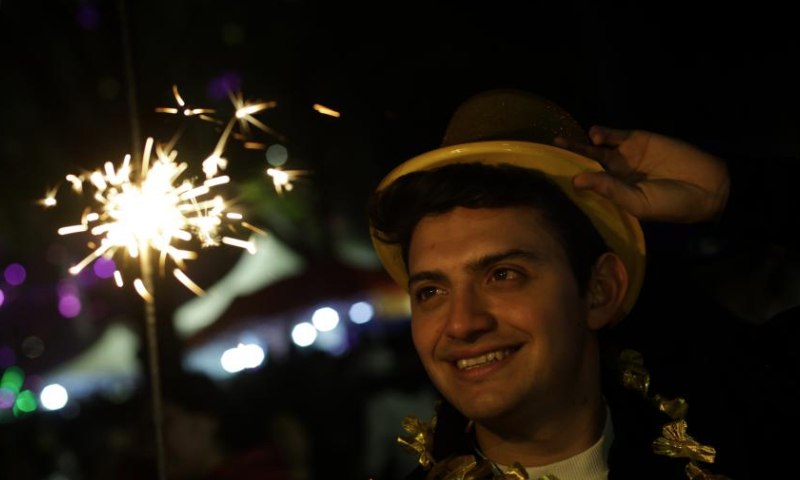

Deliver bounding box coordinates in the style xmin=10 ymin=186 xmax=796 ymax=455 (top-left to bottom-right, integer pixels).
xmin=66 ymin=174 xmax=83 ymax=193
xmin=313 ymin=104 xmax=341 ymax=118
xmin=114 ymin=271 xmax=124 ymax=287
xmin=203 ymin=176 xmax=230 ymax=188
xmin=241 ymin=222 xmax=267 ymax=236
xmin=173 ymin=85 xmax=185 ymax=107
xmin=235 ymin=101 xmax=275 ymax=118
xmin=244 ymin=142 xmax=267 ymax=150
xmin=229 ymin=91 xmax=285 ymax=142
xmin=134 ymin=279 xmax=154 ymax=303
xmin=58 ymin=225 xmax=88 ymax=235
xmin=173 ymin=269 xmax=205 ymax=296
xmin=222 ymin=237 xmax=256 ymax=254
xmin=40 ymin=186 xmax=59 ymax=207
xmin=226 ymin=212 xmax=243 ymax=220
xmin=156 ymin=85 xmax=216 ymax=118
xmin=266 ymin=168 xmax=308 ymax=195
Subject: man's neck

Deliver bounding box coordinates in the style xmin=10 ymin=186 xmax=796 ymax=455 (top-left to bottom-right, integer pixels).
xmin=474 ymin=372 xmax=605 ymax=467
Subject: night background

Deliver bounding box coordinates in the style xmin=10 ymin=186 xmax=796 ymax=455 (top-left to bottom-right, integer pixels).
xmin=0 ymin=1 xmax=798 ymax=479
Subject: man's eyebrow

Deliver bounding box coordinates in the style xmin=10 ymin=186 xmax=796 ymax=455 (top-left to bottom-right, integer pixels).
xmin=466 ymin=249 xmax=543 ymax=273
xmin=407 ymin=271 xmax=447 ymax=290
xmin=407 ymin=249 xmax=542 ymax=289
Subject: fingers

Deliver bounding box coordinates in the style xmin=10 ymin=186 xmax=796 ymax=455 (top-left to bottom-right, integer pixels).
xmin=554 ymin=136 xmax=637 ymax=177
xmin=552 ymin=137 xmax=613 ymax=163
xmin=588 ymin=125 xmax=633 ymax=147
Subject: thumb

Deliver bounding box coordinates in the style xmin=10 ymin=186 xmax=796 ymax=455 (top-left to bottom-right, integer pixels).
xmin=573 ymin=172 xmax=645 ymax=215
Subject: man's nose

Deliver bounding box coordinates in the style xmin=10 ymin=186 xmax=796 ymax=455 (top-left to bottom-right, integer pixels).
xmin=443 ymin=288 xmax=496 ymax=342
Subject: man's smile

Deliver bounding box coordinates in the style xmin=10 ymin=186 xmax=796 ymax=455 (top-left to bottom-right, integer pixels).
xmin=454 ymin=346 xmax=520 ymax=370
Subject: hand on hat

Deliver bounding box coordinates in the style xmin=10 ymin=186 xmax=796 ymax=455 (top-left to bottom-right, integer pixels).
xmin=554 ymin=126 xmax=730 ymax=223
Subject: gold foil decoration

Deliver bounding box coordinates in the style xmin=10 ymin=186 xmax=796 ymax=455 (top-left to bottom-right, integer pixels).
xmin=653 ymin=394 xmax=689 ymax=420
xmin=398 ymin=414 xmax=437 ymax=470
xmin=497 ymin=463 xmax=529 ymax=480
xmin=425 ymin=455 xmax=493 ymax=480
xmin=685 ymin=461 xmax=733 ymax=480
xmin=620 ymin=349 xmax=650 ymax=396
xmin=653 ymin=420 xmax=716 ymax=464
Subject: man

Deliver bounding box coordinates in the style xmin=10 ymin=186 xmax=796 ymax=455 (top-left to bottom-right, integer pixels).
xmin=368 ymin=90 xmax=792 ymax=479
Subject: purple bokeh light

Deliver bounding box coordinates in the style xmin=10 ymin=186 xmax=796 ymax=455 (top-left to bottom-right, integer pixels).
xmin=0 ymin=288 xmax=4 ymax=308
xmin=0 ymin=347 xmax=15 ymax=368
xmin=207 ymin=71 xmax=242 ymax=101
xmin=93 ymin=257 xmax=116 ymax=279
xmin=0 ymin=388 xmax=15 ymax=409
xmin=59 ymin=295 xmax=82 ymax=318
xmin=4 ymin=264 xmax=26 ymax=286
xmin=76 ymin=5 xmax=100 ymax=31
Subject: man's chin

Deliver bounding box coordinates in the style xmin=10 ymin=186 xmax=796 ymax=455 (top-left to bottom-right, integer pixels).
xmin=450 ymin=394 xmax=517 ymax=424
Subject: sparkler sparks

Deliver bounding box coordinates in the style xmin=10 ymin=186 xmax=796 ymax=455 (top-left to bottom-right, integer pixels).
xmin=312 ymin=103 xmax=341 ymax=118
xmin=47 ymin=85 xmax=290 ymax=299
xmin=55 ymin=136 xmax=257 ymax=297
xmin=155 ymin=85 xmax=217 ymax=122
xmin=266 ymin=167 xmax=309 ymax=194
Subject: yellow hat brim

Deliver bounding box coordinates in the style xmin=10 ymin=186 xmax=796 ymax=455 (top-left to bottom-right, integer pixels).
xmin=370 ymin=140 xmax=646 ymax=320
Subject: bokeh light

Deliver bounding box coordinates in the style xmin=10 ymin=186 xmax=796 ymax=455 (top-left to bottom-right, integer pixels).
xmin=92 ymin=257 xmax=116 ymax=279
xmin=40 ymin=384 xmax=69 ymax=411
xmin=311 ymin=307 xmax=339 ymax=332
xmin=0 ymin=288 xmax=4 ymax=308
xmin=58 ymin=295 xmax=82 ymax=318
xmin=14 ymin=389 xmax=37 ymax=413
xmin=349 ymin=301 xmax=374 ymax=324
xmin=0 ymin=388 xmax=15 ymax=409
xmin=291 ymin=322 xmax=317 ymax=347
xmin=4 ymin=263 xmax=26 ymax=285
xmin=206 ymin=71 xmax=242 ymax=101
xmin=266 ymin=144 xmax=288 ymax=166
xmin=21 ymin=336 xmax=44 ymax=359
xmin=220 ymin=343 xmax=265 ymax=373
xmin=1 ymin=366 xmax=24 ymax=394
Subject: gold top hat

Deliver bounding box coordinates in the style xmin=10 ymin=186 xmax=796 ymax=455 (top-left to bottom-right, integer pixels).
xmin=370 ymin=89 xmax=646 ymax=321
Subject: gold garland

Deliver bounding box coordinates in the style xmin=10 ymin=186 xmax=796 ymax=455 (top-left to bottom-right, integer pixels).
xmin=617 ymin=349 xmax=730 ymax=479
xmin=396 ymin=350 xmax=732 ymax=480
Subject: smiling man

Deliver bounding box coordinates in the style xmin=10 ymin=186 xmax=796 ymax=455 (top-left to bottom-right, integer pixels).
xmin=366 ymin=90 xmax=741 ymax=480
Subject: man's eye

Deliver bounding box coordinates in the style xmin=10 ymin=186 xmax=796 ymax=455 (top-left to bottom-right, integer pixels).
xmin=491 ymin=268 xmax=521 ymax=282
xmin=415 ymin=286 xmax=441 ymax=302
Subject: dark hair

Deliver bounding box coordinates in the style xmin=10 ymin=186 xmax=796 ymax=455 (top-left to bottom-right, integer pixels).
xmin=368 ymin=163 xmax=608 ymax=295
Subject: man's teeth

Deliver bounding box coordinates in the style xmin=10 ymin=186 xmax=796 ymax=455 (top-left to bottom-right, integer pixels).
xmin=456 ymin=348 xmax=515 ymax=370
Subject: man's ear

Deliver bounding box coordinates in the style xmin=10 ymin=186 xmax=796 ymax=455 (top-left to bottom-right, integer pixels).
xmin=585 ymin=252 xmax=629 ymax=330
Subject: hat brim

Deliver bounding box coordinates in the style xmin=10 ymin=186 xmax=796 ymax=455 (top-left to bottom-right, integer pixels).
xmin=371 ymin=140 xmax=646 ymax=320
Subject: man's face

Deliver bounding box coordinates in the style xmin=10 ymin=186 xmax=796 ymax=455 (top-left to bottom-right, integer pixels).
xmin=407 ymin=206 xmax=593 ymax=424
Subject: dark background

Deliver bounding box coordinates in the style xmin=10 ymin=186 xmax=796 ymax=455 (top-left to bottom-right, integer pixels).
xmin=0 ymin=1 xmax=798 ymax=479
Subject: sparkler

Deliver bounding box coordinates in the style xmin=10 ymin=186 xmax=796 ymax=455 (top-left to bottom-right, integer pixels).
xmin=45 ymin=84 xmax=286 ymax=480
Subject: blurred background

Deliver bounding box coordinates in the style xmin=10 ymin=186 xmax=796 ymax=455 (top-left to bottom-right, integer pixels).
xmin=0 ymin=1 xmax=798 ymax=479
